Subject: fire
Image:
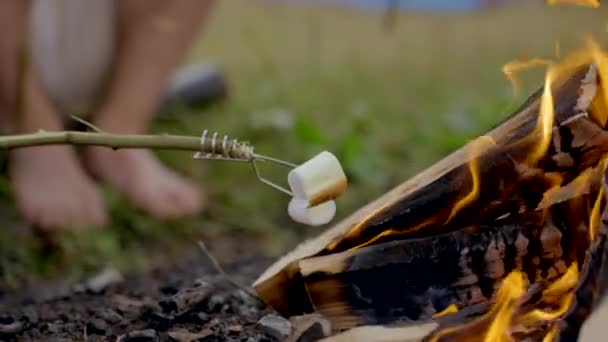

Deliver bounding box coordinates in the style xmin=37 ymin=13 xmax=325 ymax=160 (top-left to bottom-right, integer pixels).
xmin=329 ymin=5 xmax=608 ymax=338
xmin=546 ymin=0 xmax=600 ymax=7
xmin=542 ymin=325 xmax=560 ymax=342
xmin=343 ymin=216 xmax=437 ymax=252
xmin=432 ymin=304 xmax=459 ymax=318
xmin=527 ymin=70 xmax=557 ymax=165
xmin=484 ymin=272 xmax=527 ymax=342
xmin=517 ymin=263 xmax=578 ymax=325
xmin=502 ymin=58 xmax=552 ymax=96
xmin=430 ymin=30 xmax=608 ymax=341
xmin=588 ymin=38 xmax=608 ymax=127
xmin=430 ymin=265 xmax=579 ymax=341
xmin=428 ymin=271 xmax=527 ymax=342
xmin=589 ymin=187 xmax=605 ymax=241
xmin=329 ymin=41 xmax=604 ymax=253
xmin=503 ymin=44 xmax=606 ymax=166
xmin=446 ymin=136 xmax=495 ymax=223
xmin=536 ymin=165 xmax=602 ymax=210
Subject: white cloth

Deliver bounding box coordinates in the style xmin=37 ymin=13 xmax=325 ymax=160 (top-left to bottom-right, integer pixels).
xmin=28 ymin=0 xmax=116 ymax=115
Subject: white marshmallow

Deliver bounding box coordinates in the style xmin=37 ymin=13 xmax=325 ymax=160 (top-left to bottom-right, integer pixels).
xmin=288 ymin=151 xmax=347 ymax=206
xmin=288 ymin=198 xmax=336 ymax=226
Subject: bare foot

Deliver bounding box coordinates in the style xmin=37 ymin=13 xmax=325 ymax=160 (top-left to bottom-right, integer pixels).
xmin=84 ymin=148 xmax=204 ymax=219
xmin=9 ymin=146 xmax=108 ymax=230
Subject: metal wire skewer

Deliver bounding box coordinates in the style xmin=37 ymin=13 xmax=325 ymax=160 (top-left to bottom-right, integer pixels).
xmin=193 ymin=130 xmax=297 ymax=196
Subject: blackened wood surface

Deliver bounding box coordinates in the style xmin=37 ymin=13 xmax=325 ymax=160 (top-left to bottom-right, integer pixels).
xmin=300 ymin=213 xmax=576 ymax=330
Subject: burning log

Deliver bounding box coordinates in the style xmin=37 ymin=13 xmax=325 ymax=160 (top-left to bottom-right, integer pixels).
xmin=254 ymin=54 xmax=608 ymax=340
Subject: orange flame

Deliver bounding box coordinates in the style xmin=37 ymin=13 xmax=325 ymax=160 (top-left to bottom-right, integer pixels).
xmin=589 ymin=187 xmax=605 ymax=241
xmin=432 ymin=304 xmax=459 ymax=318
xmin=446 ymin=136 xmax=496 ymax=223
xmin=428 ymin=272 xmax=527 ymax=342
xmin=484 ymin=272 xmax=527 ymax=342
xmin=431 ymin=265 xmax=578 ymax=341
xmin=510 ymin=48 xmax=595 ymax=166
xmin=547 ymin=0 xmax=600 ymax=7
xmin=537 ymin=167 xmax=596 ymax=210
xmin=344 ymin=217 xmax=437 ymax=252
xmin=543 ymin=325 xmax=560 ymax=342
xmin=518 ymin=263 xmax=578 ymax=324
xmin=502 ymin=58 xmax=552 ymax=97
xmin=588 ymin=38 xmax=608 ymax=127
xmin=527 ymin=70 xmax=556 ymax=165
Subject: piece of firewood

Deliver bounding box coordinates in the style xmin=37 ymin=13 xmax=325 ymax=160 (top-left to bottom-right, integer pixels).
xmin=319 ymin=322 xmax=438 ymax=342
xmin=301 ymin=211 xmax=581 ymax=331
xmin=320 ymin=302 xmax=490 ymax=342
xmin=254 ymin=64 xmax=601 ymax=320
xmin=321 ymin=157 xmax=608 ymax=341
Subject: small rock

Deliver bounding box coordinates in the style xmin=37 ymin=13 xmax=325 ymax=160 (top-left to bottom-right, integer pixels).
xmin=235 ymin=289 xmax=264 ymax=309
xmin=0 ymin=316 xmax=24 ymax=335
xmin=141 ymin=311 xmax=172 ymax=331
xmin=22 ymin=306 xmax=39 ymax=324
xmin=123 ymin=329 xmax=157 ymax=342
xmin=237 ymin=305 xmax=258 ymax=317
xmin=195 ymin=312 xmax=210 ymax=323
xmin=86 ymin=268 xmax=124 ymax=293
xmin=111 ymin=294 xmax=146 ymax=313
xmin=258 ymin=314 xmax=291 ymax=340
xmin=159 ymin=280 xmax=214 ymax=315
xmin=167 ymin=328 xmax=213 ymax=342
xmin=206 ymin=318 xmax=221 ymax=329
xmin=72 ymin=283 xmax=86 ymax=294
xmin=97 ymin=308 xmax=123 ymax=324
xmin=87 ymin=319 xmax=108 ymax=335
xmin=288 ymin=314 xmax=331 ymax=342
xmin=159 ymin=285 xmax=179 ymax=296
xmin=207 ymin=293 xmax=229 ymax=312
xmin=226 ymin=324 xmax=243 ymax=334
xmin=46 ymin=322 xmax=61 ymax=334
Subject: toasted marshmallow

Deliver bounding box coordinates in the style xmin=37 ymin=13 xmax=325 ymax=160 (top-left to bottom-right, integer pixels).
xmin=288 ymin=198 xmax=336 ymax=226
xmin=288 ymin=151 xmax=347 ymax=207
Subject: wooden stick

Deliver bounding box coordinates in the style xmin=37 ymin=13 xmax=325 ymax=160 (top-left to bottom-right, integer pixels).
xmin=0 ymin=131 xmax=204 ymax=151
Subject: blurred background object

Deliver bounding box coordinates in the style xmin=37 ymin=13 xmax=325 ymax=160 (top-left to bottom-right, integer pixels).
xmin=159 ymin=62 xmax=228 ymax=114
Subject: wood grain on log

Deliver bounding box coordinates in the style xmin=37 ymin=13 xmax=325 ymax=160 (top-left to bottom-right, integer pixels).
xmin=301 ymin=213 xmax=578 ymax=330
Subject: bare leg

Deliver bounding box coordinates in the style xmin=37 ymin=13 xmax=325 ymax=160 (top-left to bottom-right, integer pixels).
xmin=0 ymin=0 xmax=107 ymax=230
xmin=85 ymin=0 xmax=213 ymax=219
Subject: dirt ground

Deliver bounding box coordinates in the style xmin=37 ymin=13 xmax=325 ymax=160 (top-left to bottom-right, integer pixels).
xmin=0 ymin=238 xmax=279 ymax=341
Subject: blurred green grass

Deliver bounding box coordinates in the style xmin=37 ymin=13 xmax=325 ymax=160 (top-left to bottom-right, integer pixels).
xmin=1 ymin=0 xmax=608 ymax=284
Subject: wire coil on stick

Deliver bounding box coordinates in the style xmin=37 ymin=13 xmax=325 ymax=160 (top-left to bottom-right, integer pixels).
xmin=194 ymin=129 xmax=255 ymax=161
xmin=193 ymin=129 xmax=297 ymax=195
